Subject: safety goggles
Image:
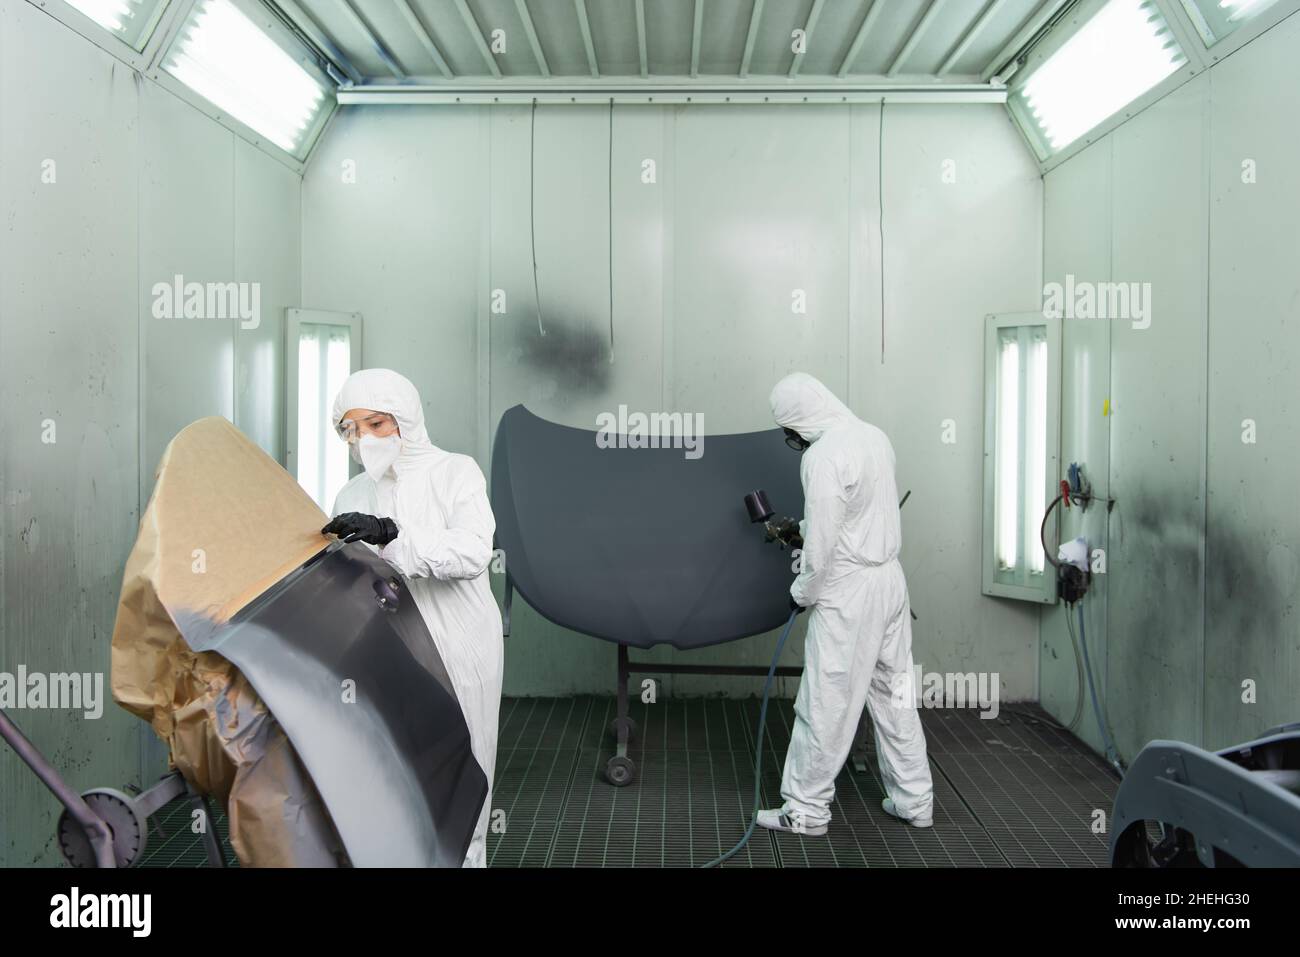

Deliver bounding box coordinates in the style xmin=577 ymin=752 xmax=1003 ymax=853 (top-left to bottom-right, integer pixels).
xmin=335 ymin=412 xmax=398 ymax=443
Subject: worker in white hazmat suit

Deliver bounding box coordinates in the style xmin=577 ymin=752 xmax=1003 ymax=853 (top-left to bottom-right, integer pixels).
xmin=756 ymin=372 xmax=934 ymax=835
xmin=322 ymin=368 xmax=503 ymax=867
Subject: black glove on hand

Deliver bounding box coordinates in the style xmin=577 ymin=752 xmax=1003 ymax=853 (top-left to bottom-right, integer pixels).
xmin=322 ymin=512 xmax=399 ymax=547
xmin=789 ymin=594 xmax=805 ymax=615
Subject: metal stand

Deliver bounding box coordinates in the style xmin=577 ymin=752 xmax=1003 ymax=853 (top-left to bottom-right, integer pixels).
xmin=2 ymin=707 xmax=227 ymax=867
xmin=604 ymin=644 xmax=805 ymax=786
xmin=850 ymin=713 xmax=873 ymax=773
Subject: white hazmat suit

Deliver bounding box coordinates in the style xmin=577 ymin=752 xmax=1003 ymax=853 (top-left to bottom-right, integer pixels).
xmin=330 ymin=369 xmax=504 ymax=867
xmin=770 ymin=372 xmax=933 ymax=830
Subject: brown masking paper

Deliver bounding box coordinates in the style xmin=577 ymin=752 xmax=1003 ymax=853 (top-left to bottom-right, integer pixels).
xmin=110 ymin=416 xmax=343 ymax=866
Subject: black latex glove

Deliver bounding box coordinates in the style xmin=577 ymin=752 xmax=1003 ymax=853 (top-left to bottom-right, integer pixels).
xmin=789 ymin=594 xmax=805 ymax=616
xmin=322 ymin=512 xmax=399 ymax=547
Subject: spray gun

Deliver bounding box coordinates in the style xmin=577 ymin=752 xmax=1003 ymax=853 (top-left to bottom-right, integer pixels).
xmin=743 ymin=489 xmax=803 ymax=551
xmin=744 ymin=487 xmax=918 ymax=619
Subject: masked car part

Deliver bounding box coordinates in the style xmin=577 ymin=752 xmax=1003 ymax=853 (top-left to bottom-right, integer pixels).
xmin=184 ymin=540 xmax=488 ymax=868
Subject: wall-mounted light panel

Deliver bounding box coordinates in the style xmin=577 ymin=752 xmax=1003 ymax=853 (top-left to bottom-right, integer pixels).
xmin=982 ymin=312 xmax=1062 ymax=605
xmin=1180 ymin=0 xmax=1286 ymax=45
xmin=285 ymin=309 xmax=362 ymax=512
xmin=62 ymin=0 xmax=169 ymax=49
xmin=1008 ymin=0 xmax=1189 ymax=161
xmin=158 ymin=0 xmax=334 ymax=162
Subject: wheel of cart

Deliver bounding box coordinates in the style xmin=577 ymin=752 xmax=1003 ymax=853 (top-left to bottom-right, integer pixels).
xmin=605 ymin=755 xmax=636 ymax=787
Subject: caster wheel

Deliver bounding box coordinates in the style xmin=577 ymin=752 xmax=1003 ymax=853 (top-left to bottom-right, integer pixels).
xmin=57 ymin=788 xmax=145 ymax=868
xmin=609 ymin=716 xmax=638 ymax=742
xmin=605 ymin=755 xmax=636 ymax=787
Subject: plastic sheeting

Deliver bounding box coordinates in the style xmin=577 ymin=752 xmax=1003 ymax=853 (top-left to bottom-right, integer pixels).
xmin=111 ymin=417 xmax=484 ymax=866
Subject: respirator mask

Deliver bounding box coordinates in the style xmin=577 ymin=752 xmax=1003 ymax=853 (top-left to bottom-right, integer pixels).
xmin=338 ymin=413 xmax=402 ymax=480
xmin=783 ymin=428 xmax=810 ymax=452
xmin=352 ymin=433 xmax=402 ymax=480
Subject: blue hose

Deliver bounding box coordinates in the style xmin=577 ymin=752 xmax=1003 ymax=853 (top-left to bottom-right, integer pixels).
xmin=1075 ymin=601 xmax=1124 ymax=777
xmin=701 ymin=608 xmax=800 ymax=868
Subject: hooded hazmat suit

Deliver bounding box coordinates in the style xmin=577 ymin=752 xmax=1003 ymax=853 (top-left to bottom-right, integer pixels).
xmin=770 ymin=372 xmax=933 ymax=828
xmin=330 ymin=369 xmax=504 ymax=867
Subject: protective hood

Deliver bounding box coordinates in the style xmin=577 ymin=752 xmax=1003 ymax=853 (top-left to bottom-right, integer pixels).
xmin=332 ymin=368 xmax=440 ymax=476
xmin=769 ymin=372 xmax=857 ymax=444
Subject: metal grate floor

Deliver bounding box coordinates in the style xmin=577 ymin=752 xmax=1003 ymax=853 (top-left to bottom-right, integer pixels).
xmin=138 ymin=696 xmax=1119 ymax=868
xmin=488 ymin=696 xmax=1120 ymax=868
xmin=137 ymin=795 xmax=240 ymax=868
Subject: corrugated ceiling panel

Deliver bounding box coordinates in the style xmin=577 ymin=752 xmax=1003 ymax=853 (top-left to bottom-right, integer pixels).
xmin=521 ymin=0 xmax=598 ymax=76
xmin=644 ymin=0 xmax=698 ymax=75
xmin=743 ymin=0 xmax=816 ymax=75
xmin=277 ymin=0 xmax=1049 ymax=82
xmin=407 ymin=0 xmax=501 ymax=77
xmin=943 ymin=0 xmax=1047 ymax=75
xmin=584 ymin=0 xmax=643 ymax=75
xmin=696 ymin=0 xmax=753 ymax=74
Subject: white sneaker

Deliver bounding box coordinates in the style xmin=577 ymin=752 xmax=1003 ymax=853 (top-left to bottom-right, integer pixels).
xmin=755 ymin=808 xmax=828 ymax=836
xmin=882 ymin=798 xmax=933 ymax=828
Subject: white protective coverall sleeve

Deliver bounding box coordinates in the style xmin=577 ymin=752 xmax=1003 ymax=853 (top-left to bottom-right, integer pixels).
xmin=769 ymin=372 xmax=933 ymax=829
xmin=330 ymin=369 xmax=504 ymax=868
xmin=380 ymin=463 xmax=495 ymax=582
xmin=790 ymin=453 xmax=847 ymax=609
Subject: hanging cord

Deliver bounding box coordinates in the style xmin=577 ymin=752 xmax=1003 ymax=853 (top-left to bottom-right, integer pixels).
xmin=530 ymin=98 xmax=546 ymax=337
xmin=878 ymin=100 xmax=886 ymax=363
xmin=607 ymin=97 xmax=615 ymax=362
xmin=1040 ymin=491 xmax=1065 ymax=569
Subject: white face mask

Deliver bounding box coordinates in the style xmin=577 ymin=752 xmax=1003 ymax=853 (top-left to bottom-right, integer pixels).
xmin=354 ymin=432 xmax=402 ymax=481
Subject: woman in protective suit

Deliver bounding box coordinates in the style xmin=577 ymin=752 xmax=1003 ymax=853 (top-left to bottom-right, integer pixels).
xmin=322 ymin=368 xmax=503 ymax=868
xmin=757 ymin=372 xmax=934 ymax=836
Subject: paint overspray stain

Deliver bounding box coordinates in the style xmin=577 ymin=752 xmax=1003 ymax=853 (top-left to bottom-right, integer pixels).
xmin=20 ymin=517 xmax=39 ymax=553
xmin=516 ymin=318 xmax=612 ymax=399
xmin=170 ymin=608 xmax=226 ymax=653
xmin=1109 ymin=485 xmax=1292 ymax=749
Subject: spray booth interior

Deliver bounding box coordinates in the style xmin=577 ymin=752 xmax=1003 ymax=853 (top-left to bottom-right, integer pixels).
xmin=2 ymin=0 xmax=1299 ymax=871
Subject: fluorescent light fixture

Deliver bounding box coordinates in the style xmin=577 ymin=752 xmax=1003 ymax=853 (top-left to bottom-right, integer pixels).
xmin=162 ymin=0 xmax=330 ymax=157
xmin=1179 ymin=0 xmax=1280 ymax=45
xmin=1016 ymin=0 xmax=1186 ymax=154
xmin=296 ymin=323 xmax=353 ymax=511
xmin=983 ymin=314 xmax=1060 ymax=603
xmin=992 ymin=328 xmax=1049 ymax=578
xmin=1026 ymin=332 xmax=1048 ymax=575
xmin=995 ymin=335 xmax=1021 ymax=571
xmin=1222 ymin=0 xmax=1278 ymax=22
xmin=63 ymin=0 xmax=169 ymax=50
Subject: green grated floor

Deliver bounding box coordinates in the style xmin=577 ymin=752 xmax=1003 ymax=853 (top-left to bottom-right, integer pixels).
xmin=138 ymin=696 xmax=1119 ymax=868
xmin=487 ymin=697 xmax=1119 ymax=868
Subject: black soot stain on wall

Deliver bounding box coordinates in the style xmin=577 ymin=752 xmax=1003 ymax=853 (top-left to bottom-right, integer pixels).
xmin=521 ymin=319 xmax=613 ymax=394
